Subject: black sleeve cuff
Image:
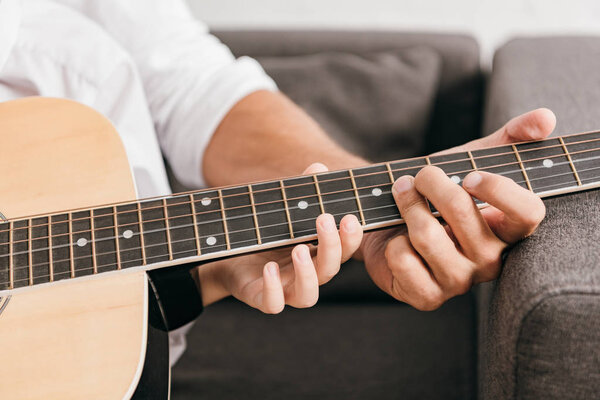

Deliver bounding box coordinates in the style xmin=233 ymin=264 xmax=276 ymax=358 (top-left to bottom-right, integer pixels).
xmin=147 ymin=264 xmax=204 ymax=331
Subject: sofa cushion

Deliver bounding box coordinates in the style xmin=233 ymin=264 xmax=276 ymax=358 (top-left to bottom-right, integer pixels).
xmin=481 ymin=37 xmax=600 ymax=400
xmin=257 ymin=47 xmax=442 ymax=162
xmin=172 ymin=294 xmax=476 ymax=400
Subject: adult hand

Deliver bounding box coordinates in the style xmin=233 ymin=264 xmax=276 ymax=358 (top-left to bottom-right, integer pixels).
xmin=197 ymin=163 xmax=363 ymax=313
xmin=358 ymin=108 xmax=555 ymax=310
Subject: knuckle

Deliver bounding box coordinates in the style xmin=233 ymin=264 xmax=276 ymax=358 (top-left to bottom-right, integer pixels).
xmin=443 ymin=269 xmax=473 ymax=296
xmin=412 ymin=292 xmax=445 ymax=311
xmin=410 ymin=223 xmax=439 ymax=251
xmin=445 ymin=191 xmax=474 ymax=221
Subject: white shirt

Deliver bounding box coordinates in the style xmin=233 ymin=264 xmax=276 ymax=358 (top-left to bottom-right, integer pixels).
xmin=0 ymin=0 xmax=277 ymax=364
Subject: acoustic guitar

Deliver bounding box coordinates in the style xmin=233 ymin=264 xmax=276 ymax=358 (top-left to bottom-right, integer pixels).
xmin=1 ymin=97 xmax=599 ymax=399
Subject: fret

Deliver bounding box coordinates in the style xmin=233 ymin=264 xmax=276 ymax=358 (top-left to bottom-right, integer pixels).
xmin=467 ymin=150 xmax=478 ymax=170
xmin=279 ymin=180 xmax=295 ymax=239
xmin=348 ymin=170 xmax=366 ymax=225
xmin=511 ymin=144 xmax=533 ymax=191
xmin=385 ymin=162 xmax=395 ymax=184
xmin=30 ymin=217 xmax=51 ymax=285
xmin=388 ymin=158 xmax=428 ymax=180
xmin=252 ymin=181 xmax=291 ymax=244
xmin=317 ymin=171 xmax=361 ymax=226
xmin=0 ymin=222 xmax=10 ymax=290
xmin=92 ymin=207 xmax=119 ymax=274
xmin=469 ymin=145 xmax=528 ymax=190
xmin=429 ymin=152 xmax=475 ymax=186
xmin=189 ymin=194 xmax=202 ymax=256
xmin=12 ymin=220 xmax=30 ymax=288
xmin=220 ymin=187 xmax=258 ymax=250
xmin=68 ymin=213 xmax=75 ymax=278
xmin=248 ymin=185 xmax=262 ymax=245
xmin=162 ymin=199 xmax=173 ymax=260
xmin=112 ymin=206 xmax=122 ymax=269
xmin=140 ymin=200 xmax=170 ymax=263
xmin=165 ymin=196 xmax=198 ymax=260
xmin=425 ymin=156 xmax=432 ymax=165
xmin=137 ymin=203 xmax=148 ymax=264
xmin=28 ymin=220 xmax=33 ymax=285
xmin=193 ymin=191 xmax=227 ymax=254
xmin=50 ymin=214 xmax=71 ymax=282
xmin=563 ymin=131 xmax=600 ymax=186
xmin=559 ymin=137 xmax=582 ymax=186
xmin=116 ymin=203 xmax=144 ymax=269
xmin=217 ymin=189 xmax=231 ymax=250
xmin=90 ymin=210 xmax=97 ymax=274
xmin=517 ymin=139 xmax=577 ymax=193
xmin=353 ymin=165 xmax=400 ymax=225
xmin=313 ymin=175 xmax=325 ymax=214
xmin=283 ymin=176 xmax=322 ymax=238
xmin=71 ymin=211 xmax=94 ymax=277
xmin=48 ymin=219 xmax=53 ymax=281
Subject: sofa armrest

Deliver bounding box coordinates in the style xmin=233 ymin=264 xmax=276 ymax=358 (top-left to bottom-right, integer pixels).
xmin=481 ymin=37 xmax=600 ymax=400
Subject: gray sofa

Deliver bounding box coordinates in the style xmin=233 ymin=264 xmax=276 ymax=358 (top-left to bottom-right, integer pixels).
xmin=169 ymin=31 xmax=600 ymax=399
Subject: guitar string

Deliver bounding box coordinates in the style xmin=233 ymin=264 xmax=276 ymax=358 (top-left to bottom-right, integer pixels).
xmin=4 ymin=170 xmax=600 ymax=288
xmin=2 ymin=162 xmax=600 ymax=283
xmin=2 ymin=148 xmax=600 ymax=247
xmin=3 ymin=134 xmax=600 ymax=231
xmin=4 ymin=143 xmax=600 ymax=243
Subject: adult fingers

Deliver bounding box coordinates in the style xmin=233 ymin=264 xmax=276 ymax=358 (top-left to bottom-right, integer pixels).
xmin=392 ymin=175 xmax=471 ymax=295
xmin=286 ymin=244 xmax=320 ymax=308
xmin=435 ymin=108 xmax=556 ymax=156
xmin=463 ymin=171 xmax=546 ymax=243
xmin=413 ymin=166 xmax=505 ymax=263
xmin=314 ymin=213 xmax=343 ymax=284
xmin=339 ymin=214 xmax=363 ymax=262
xmin=257 ymin=262 xmax=285 ymax=314
xmin=384 ymin=234 xmax=446 ymax=311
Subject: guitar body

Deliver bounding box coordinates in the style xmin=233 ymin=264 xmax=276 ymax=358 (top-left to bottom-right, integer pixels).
xmin=0 ymin=98 xmax=169 ymax=399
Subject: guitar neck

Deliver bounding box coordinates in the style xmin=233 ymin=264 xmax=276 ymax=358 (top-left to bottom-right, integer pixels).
xmin=2 ymin=130 xmax=600 ymax=290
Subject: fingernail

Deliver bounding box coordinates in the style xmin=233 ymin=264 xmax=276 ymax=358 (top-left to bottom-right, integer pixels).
xmin=267 ymin=262 xmax=278 ymax=276
xmin=320 ymin=215 xmax=337 ymax=232
xmin=342 ymin=217 xmax=356 ymax=233
xmin=392 ymin=176 xmax=413 ymax=195
xmin=296 ymin=245 xmax=311 ymax=263
xmin=463 ymin=172 xmax=482 ymax=189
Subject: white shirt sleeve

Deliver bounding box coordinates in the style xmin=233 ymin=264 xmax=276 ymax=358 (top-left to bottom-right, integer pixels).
xmin=56 ymin=0 xmax=277 ymax=188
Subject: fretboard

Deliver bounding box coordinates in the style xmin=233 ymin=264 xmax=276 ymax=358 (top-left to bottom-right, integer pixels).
xmin=1 ymin=130 xmax=599 ymax=290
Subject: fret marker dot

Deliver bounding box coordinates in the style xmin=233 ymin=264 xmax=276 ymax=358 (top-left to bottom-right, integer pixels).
xmin=76 ymin=238 xmax=87 ymax=247
xmin=201 ymin=197 xmax=211 ymax=206
xmin=543 ymin=159 xmax=554 ymax=168
xmin=298 ymin=200 xmax=308 ymax=210
xmin=206 ymin=236 xmax=217 ymax=246
xmin=450 ymin=175 xmax=461 ymax=184
xmin=123 ymin=230 xmax=133 ymax=239
xmin=372 ymin=188 xmax=382 ymax=197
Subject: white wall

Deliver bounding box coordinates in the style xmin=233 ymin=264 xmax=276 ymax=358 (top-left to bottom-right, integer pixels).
xmin=187 ymin=0 xmax=600 ymax=64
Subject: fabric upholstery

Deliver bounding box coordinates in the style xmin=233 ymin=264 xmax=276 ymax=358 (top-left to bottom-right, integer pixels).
xmin=172 ymin=295 xmax=476 ymax=400
xmin=257 ymin=47 xmax=442 ymax=161
xmin=481 ymin=37 xmax=600 ymax=400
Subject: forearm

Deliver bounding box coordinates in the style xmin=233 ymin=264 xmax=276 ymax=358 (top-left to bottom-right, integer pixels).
xmin=203 ymin=90 xmax=367 ymax=186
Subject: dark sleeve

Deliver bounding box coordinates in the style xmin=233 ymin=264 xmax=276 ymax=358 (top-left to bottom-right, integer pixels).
xmin=147 ymin=264 xmax=203 ymax=331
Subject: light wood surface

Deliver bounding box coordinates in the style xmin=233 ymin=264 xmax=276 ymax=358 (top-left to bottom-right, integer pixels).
xmin=0 ymin=97 xmax=147 ymax=399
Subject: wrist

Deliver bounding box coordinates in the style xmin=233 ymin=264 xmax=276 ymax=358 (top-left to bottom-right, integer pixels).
xmin=195 ymin=263 xmax=231 ymax=307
